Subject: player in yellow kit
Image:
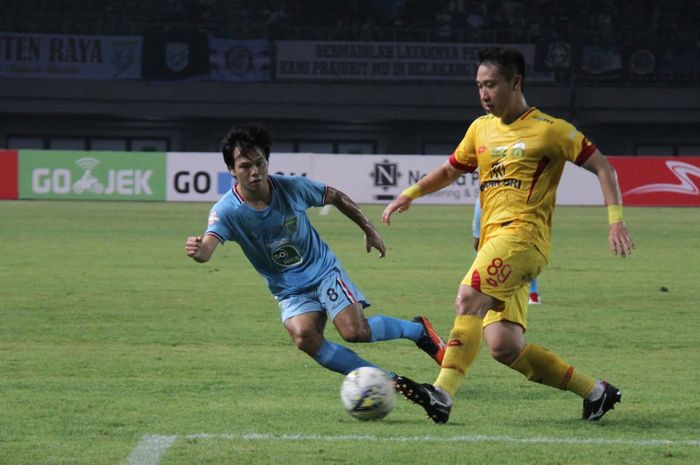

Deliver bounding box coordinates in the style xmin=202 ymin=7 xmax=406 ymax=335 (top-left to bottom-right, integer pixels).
xmin=382 ymin=47 xmax=635 ymax=423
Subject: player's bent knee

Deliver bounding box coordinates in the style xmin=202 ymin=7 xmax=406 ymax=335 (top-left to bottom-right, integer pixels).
xmin=291 ymin=331 xmax=323 ymax=355
xmin=487 ymin=340 xmax=521 ymax=365
xmin=455 ymin=287 xmax=498 ymax=318
xmin=337 ymin=322 xmax=371 ymax=343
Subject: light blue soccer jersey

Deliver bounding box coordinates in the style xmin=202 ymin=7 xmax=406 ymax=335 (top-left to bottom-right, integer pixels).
xmin=204 ymin=175 xmax=341 ymax=298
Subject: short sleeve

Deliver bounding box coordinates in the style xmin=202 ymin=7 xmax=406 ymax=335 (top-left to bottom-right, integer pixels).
xmin=205 ymin=205 xmax=231 ymax=244
xmin=547 ymin=119 xmax=597 ymax=166
xmin=283 ymin=176 xmax=328 ymax=208
xmin=449 ymin=124 xmax=478 ymax=172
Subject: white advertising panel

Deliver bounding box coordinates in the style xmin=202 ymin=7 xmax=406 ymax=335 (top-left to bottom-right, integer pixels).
xmin=166 ymin=152 xmax=313 ymax=202
xmin=311 ymin=154 xmax=480 ymax=204
xmin=167 ymin=152 xmax=602 ymax=205
xmin=558 ymin=163 xmax=604 ymax=205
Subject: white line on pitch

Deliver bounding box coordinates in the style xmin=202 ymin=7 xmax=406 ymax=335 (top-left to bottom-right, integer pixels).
xmin=121 ymin=435 xmax=176 ymax=465
xmin=184 ymin=433 xmax=700 ymax=447
xmin=121 ymin=432 xmax=700 ymax=465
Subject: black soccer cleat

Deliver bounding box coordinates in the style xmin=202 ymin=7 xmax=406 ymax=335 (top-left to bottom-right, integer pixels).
xmin=395 ymin=375 xmax=452 ymax=424
xmin=582 ymin=381 xmax=621 ymax=421
xmin=412 ymin=316 xmax=446 ymax=366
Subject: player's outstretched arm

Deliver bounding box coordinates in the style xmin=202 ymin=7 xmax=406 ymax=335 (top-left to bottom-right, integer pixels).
xmin=582 ymin=150 xmax=636 ymax=258
xmin=382 ymin=160 xmax=463 ymax=226
xmin=185 ymin=234 xmax=219 ymax=263
xmin=326 ymin=187 xmax=386 ymax=258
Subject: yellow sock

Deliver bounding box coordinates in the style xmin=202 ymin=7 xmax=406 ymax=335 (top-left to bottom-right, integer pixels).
xmin=510 ymin=344 xmax=596 ymax=398
xmin=434 ymin=315 xmax=482 ymax=396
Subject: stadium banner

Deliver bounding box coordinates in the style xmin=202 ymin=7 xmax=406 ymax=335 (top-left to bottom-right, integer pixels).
xmin=166 ymin=152 xmax=313 ymax=202
xmin=0 ymin=150 xmax=19 ymax=199
xmin=609 ymin=156 xmax=700 ymax=206
xmin=579 ymin=45 xmax=623 ymax=78
xmin=209 ymin=38 xmax=271 ymax=81
xmin=0 ymin=32 xmax=142 ymax=80
xmin=18 ymin=150 xmax=166 ymax=201
xmin=275 ymin=41 xmax=554 ymax=82
xmin=141 ymin=30 xmax=209 ymax=80
xmin=166 ymin=152 xmax=602 ymax=205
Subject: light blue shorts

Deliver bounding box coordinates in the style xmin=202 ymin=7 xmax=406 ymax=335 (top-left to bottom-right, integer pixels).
xmin=276 ymin=267 xmax=369 ymax=322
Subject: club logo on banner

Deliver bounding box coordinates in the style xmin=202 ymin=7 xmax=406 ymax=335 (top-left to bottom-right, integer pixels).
xmin=142 ymin=30 xmax=209 ymax=80
xmin=166 ymin=42 xmax=190 ymax=72
xmin=546 ymin=41 xmax=571 ymax=69
xmin=209 ymin=39 xmax=270 ymax=81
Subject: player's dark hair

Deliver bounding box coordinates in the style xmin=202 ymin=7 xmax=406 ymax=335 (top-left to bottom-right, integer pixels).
xmin=221 ymin=123 xmax=272 ymax=169
xmin=478 ymin=47 xmax=526 ymax=90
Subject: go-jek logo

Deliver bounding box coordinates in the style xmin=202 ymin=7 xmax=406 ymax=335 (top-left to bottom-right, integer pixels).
xmin=32 ymin=157 xmax=153 ymax=195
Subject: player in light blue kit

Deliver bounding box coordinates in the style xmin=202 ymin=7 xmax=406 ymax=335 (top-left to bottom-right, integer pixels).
xmin=472 ymin=196 xmax=541 ymax=304
xmin=185 ymin=123 xmax=445 ymax=378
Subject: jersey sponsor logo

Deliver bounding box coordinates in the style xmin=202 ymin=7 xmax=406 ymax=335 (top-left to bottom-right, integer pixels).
xmin=488 ymin=162 xmax=505 ymax=179
xmin=533 ymin=114 xmax=555 ymax=124
xmin=492 ymin=145 xmax=509 ymax=159
xmin=480 ymin=178 xmax=522 ymax=191
xmin=271 ymin=244 xmax=303 ymax=267
xmin=477 ymin=145 xmax=488 ymax=154
xmin=491 ymin=141 xmax=527 ymax=160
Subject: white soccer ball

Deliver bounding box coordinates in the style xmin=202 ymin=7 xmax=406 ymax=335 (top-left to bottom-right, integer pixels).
xmin=340 ymin=366 xmax=396 ymax=421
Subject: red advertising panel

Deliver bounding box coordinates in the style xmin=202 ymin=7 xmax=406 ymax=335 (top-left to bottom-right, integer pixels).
xmin=0 ymin=150 xmax=19 ymax=199
xmin=609 ymin=156 xmax=700 ymax=206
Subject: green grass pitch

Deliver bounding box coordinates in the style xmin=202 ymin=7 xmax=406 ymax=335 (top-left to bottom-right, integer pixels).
xmin=1 ymin=200 xmax=699 ymax=465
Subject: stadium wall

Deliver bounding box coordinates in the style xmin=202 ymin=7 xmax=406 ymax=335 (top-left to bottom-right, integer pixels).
xmin=1 ymin=150 xmax=698 ymax=206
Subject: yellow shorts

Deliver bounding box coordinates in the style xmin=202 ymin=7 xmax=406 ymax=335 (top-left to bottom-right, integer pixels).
xmin=461 ymin=233 xmax=547 ymax=330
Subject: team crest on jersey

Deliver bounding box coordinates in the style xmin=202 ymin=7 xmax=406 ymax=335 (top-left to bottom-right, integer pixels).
xmin=283 ymin=216 xmax=298 ymax=234
xmin=512 ymin=142 xmax=526 ymax=158
xmin=208 ymin=210 xmax=220 ymax=225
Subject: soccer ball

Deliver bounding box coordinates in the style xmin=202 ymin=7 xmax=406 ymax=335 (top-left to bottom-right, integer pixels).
xmin=340 ymin=366 xmax=396 ymax=421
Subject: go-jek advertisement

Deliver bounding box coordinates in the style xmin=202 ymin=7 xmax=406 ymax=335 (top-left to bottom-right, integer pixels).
xmin=19 ymin=150 xmax=166 ymax=201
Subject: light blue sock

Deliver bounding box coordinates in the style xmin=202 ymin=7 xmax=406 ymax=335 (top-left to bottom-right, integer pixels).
xmin=368 ymin=315 xmax=424 ymax=342
xmin=312 ymin=340 xmax=376 ymax=375
xmin=529 ymin=279 xmax=539 ymax=294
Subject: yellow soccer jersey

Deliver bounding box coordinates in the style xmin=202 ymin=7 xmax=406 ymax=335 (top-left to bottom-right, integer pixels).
xmin=450 ymin=107 xmax=596 ymax=259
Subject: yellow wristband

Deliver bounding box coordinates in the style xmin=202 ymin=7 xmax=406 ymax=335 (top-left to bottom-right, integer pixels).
xmin=401 ymin=184 xmax=424 ymax=200
xmin=608 ymin=204 xmax=624 ymax=224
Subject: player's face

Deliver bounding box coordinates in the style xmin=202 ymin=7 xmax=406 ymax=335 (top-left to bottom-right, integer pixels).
xmin=231 ymin=147 xmax=268 ymax=191
xmin=475 ymin=63 xmax=519 ymax=118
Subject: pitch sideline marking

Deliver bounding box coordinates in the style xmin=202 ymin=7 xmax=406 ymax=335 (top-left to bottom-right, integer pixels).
xmin=122 ymin=432 xmax=700 ymax=465
xmin=121 ymin=435 xmax=176 ymax=465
